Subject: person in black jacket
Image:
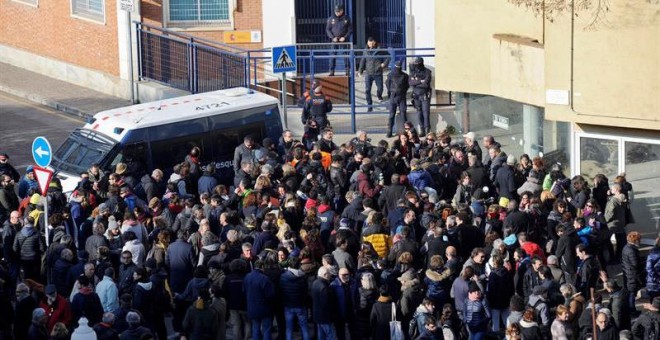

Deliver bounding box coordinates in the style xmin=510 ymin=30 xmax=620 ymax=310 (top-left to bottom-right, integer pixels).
xmin=370 ymin=284 xmax=401 ymax=340
xmin=555 ymin=224 xmax=578 ymax=285
xmin=409 ymin=57 xmax=432 ymax=136
xmin=326 ymin=3 xmax=352 ymax=76
xmin=312 ymin=266 xmax=336 ymax=340
xmin=359 ymin=37 xmax=390 ymax=112
xmin=575 ymin=243 xmax=601 ymax=298
xmin=487 ymin=254 xmax=514 ymax=332
xmin=279 ymin=257 xmax=310 ymax=340
xmin=12 ymin=217 xmax=46 ymax=281
xmin=385 ymin=60 xmax=409 ymax=137
xmin=622 ymin=231 xmax=644 ymax=315
xmin=27 ymin=308 xmax=48 ymax=340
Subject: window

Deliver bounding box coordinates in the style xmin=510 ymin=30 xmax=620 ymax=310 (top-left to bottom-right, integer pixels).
xmin=575 ymin=132 xmax=660 ymax=236
xmin=165 ymin=0 xmax=234 ymax=28
xmin=71 ymin=0 xmax=105 ymax=23
xmin=12 ymin=0 xmax=38 ymax=7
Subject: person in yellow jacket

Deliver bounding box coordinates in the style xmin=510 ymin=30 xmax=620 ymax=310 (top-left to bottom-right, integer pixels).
xmin=361 ymin=211 xmax=391 ymax=259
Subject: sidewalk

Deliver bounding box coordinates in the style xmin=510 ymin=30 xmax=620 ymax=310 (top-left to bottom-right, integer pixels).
xmin=0 ymin=62 xmax=131 ymax=119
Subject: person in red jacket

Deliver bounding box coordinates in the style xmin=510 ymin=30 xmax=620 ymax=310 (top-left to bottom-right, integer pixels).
xmin=39 ymin=284 xmax=73 ymax=333
xmin=519 ymin=232 xmax=546 ymax=262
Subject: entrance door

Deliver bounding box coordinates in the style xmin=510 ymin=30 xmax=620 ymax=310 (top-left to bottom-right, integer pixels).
xmin=575 ymin=132 xmax=660 ymax=242
xmin=295 ymin=0 xmax=353 ymax=73
xmin=363 ymin=0 xmax=406 ymax=49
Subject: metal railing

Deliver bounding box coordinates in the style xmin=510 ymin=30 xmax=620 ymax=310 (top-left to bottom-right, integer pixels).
xmin=137 ymin=22 xmax=248 ymax=93
xmin=136 ymin=23 xmax=446 ymax=134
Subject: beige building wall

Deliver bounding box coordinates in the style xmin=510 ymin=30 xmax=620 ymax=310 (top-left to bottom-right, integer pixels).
xmin=434 ymin=0 xmax=544 ymax=106
xmin=544 ymin=1 xmax=660 ymax=131
xmin=435 ymin=0 xmax=660 ymax=131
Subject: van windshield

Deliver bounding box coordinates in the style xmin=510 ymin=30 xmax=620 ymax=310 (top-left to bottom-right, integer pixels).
xmin=51 ymin=128 xmax=116 ymax=174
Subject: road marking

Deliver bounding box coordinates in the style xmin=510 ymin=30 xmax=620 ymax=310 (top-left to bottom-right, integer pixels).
xmin=0 ymin=91 xmax=83 ymax=123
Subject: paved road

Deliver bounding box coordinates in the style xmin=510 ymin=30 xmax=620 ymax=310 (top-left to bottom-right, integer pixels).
xmin=0 ymin=91 xmax=83 ymax=172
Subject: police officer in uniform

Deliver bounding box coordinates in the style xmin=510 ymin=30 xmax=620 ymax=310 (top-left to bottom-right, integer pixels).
xmin=326 ymin=3 xmax=352 ymax=76
xmin=302 ymin=82 xmax=333 ymax=130
xmin=385 ymin=60 xmax=409 ymax=137
xmin=409 ymin=57 xmax=433 ymax=136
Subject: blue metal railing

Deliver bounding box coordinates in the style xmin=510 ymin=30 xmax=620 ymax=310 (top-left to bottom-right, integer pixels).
xmin=137 ymin=22 xmax=443 ymax=134
xmin=137 ymin=22 xmax=248 ymax=93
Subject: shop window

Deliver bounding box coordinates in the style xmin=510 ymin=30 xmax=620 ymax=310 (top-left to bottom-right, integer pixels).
xmin=579 ymin=137 xmax=619 ymax=183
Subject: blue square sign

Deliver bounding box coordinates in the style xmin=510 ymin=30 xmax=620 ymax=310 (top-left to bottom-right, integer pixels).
xmin=272 ymin=45 xmax=297 ymax=73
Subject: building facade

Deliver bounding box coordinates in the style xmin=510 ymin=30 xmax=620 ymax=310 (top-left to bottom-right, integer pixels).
xmin=434 ymin=0 xmax=660 ymax=240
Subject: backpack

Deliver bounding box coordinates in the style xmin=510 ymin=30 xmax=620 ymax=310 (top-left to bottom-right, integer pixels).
xmin=527 ymin=298 xmax=545 ymax=324
xmin=408 ymin=312 xmax=420 ymax=339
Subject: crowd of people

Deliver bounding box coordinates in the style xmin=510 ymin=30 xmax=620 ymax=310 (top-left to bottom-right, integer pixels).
xmin=0 ymin=124 xmax=659 ymax=340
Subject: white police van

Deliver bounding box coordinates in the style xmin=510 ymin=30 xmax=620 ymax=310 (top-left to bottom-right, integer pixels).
xmin=51 ymin=87 xmax=283 ymax=193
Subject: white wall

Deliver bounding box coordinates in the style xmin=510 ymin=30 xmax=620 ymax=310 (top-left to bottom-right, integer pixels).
xmin=262 ymin=0 xmax=296 ymax=48
xmin=408 ymin=0 xmax=435 ymax=67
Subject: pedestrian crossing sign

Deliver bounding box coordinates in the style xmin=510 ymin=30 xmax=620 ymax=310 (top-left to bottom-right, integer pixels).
xmin=272 ymin=45 xmax=297 ymax=73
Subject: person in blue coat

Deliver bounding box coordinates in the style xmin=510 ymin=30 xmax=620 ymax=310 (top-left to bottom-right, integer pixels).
xmin=330 ymin=267 xmax=358 ymax=340
xmin=167 ymin=230 xmax=196 ymax=294
xmin=17 ymin=166 xmax=38 ymax=199
xmin=279 ymin=256 xmax=311 ymax=340
xmin=244 ymin=260 xmax=276 ymax=340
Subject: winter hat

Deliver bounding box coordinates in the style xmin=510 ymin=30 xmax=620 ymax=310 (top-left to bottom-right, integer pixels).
xmin=45 ymin=284 xmax=57 ymax=296
xmin=506 ymin=154 xmax=516 ymax=166
xmin=339 ymin=218 xmax=350 ymax=228
xmin=98 ymin=203 xmax=109 ymax=213
xmin=26 ymin=165 xmax=34 ymax=173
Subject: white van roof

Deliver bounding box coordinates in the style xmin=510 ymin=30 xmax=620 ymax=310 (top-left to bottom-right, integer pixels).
xmin=85 ymin=87 xmax=279 ymax=141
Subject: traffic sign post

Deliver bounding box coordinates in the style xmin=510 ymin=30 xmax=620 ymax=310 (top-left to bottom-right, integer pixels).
xmin=272 ymin=45 xmax=297 ymax=129
xmin=33 ymin=166 xmax=53 ymax=247
xmin=32 ymin=136 xmax=53 ymax=168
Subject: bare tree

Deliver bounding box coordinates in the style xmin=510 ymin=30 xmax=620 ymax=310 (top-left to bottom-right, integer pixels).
xmin=507 ymin=0 xmax=611 ymax=29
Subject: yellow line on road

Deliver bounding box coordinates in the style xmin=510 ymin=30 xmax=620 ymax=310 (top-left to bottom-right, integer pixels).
xmin=0 ymin=91 xmax=83 ymax=123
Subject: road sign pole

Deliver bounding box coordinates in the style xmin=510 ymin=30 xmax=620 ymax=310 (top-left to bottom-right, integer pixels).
xmin=282 ymin=73 xmax=288 ymax=129
xmin=43 ymin=195 xmax=49 ymax=247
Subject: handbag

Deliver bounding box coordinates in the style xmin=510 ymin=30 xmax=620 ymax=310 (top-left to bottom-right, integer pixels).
xmin=389 ymin=302 xmax=405 ymax=340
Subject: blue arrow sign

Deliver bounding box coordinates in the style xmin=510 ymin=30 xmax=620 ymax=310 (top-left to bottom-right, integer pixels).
xmin=32 ymin=136 xmax=53 ymax=168
xmin=272 ymin=45 xmax=297 ymax=73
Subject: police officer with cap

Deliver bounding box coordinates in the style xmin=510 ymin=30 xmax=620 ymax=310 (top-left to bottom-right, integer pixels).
xmin=326 ymin=3 xmax=352 ymax=76
xmin=302 ymin=81 xmax=333 ymax=129
xmin=385 ymin=59 xmax=410 ymax=137
xmin=409 ymin=57 xmax=433 ymax=136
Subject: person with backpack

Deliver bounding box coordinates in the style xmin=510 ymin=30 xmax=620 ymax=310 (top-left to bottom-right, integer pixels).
xmin=527 ymin=285 xmax=551 ymax=338
xmin=411 ymin=298 xmax=435 ymax=339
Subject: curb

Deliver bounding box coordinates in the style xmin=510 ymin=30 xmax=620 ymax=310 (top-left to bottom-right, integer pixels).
xmin=0 ymin=84 xmax=91 ymax=120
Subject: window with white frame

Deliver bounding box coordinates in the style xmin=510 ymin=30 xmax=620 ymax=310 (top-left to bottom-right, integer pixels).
xmin=166 ymin=0 xmax=234 ymax=28
xmin=12 ymin=0 xmax=38 ymax=7
xmin=71 ymin=0 xmax=105 ymax=23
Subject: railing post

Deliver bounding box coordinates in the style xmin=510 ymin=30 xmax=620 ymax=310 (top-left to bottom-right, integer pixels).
xmin=245 ymin=51 xmax=250 ymax=88
xmin=136 ymin=22 xmax=142 ymax=81
xmin=349 ymin=48 xmax=356 ymax=133
xmin=188 ymin=37 xmax=195 ymax=93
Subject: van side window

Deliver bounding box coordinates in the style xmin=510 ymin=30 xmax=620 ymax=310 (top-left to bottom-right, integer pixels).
xmin=151 ymin=135 xmax=205 ymax=172
xmin=109 ymin=142 xmax=148 ymax=176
